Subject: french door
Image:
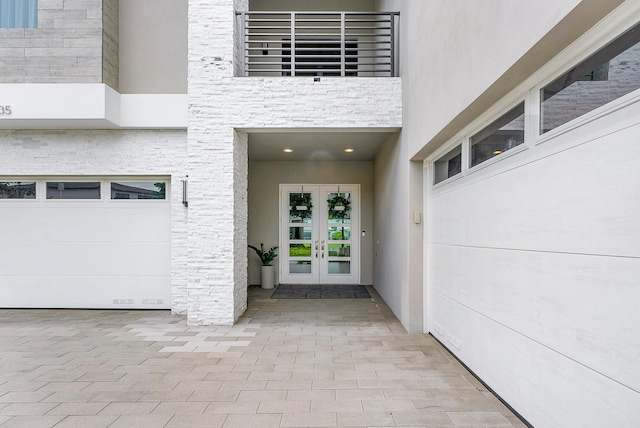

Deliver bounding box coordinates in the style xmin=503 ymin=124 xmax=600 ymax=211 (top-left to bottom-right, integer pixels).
xmin=280 ymin=184 xmax=360 ymax=284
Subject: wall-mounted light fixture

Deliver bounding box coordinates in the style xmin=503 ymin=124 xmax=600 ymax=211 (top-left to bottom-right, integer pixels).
xmin=181 ymin=176 xmax=188 ymax=207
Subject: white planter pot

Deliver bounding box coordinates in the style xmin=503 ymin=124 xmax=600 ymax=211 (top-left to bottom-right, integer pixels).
xmin=260 ymin=265 xmax=275 ymax=290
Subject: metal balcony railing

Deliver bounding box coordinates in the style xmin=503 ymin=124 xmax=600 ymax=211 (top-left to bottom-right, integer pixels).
xmin=236 ymin=11 xmax=400 ymax=77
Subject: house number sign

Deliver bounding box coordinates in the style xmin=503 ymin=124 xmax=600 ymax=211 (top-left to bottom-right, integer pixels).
xmin=0 ymin=106 xmax=12 ymax=115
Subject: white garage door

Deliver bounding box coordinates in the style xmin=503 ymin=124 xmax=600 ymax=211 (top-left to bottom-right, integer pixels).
xmin=0 ymin=178 xmax=171 ymax=309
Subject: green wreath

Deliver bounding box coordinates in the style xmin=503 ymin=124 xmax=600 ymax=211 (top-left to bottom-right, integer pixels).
xmin=290 ymin=193 xmax=313 ymax=219
xmin=327 ymin=194 xmax=351 ymax=219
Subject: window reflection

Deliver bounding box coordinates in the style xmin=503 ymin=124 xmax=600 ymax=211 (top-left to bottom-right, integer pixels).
xmin=290 ymin=243 xmax=312 ymax=257
xmin=46 ymin=182 xmax=101 ymax=199
xmin=290 ymin=227 xmax=312 ymax=240
xmin=328 ymin=226 xmax=350 ymax=240
xmin=470 ymin=102 xmax=525 ymax=167
xmin=328 ymin=261 xmax=350 ymax=274
xmin=434 ymin=145 xmax=462 ymax=184
xmin=289 ymin=260 xmax=312 ymax=274
xmin=327 ymin=192 xmax=351 ymax=223
xmin=289 ymin=192 xmax=313 ymax=223
xmin=541 ymin=22 xmax=640 ymax=133
xmin=328 ymin=244 xmax=350 ymax=257
xmin=0 ymin=182 xmax=36 ymax=199
xmin=111 ymin=182 xmax=166 ymax=200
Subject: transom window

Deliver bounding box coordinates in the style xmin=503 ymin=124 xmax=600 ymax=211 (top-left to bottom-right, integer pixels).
xmin=470 ymin=102 xmax=525 ymax=168
xmin=434 ymin=145 xmax=462 ymax=185
xmin=1 ymin=179 xmax=170 ymax=201
xmin=0 ymin=182 xmax=36 ymax=199
xmin=111 ymin=182 xmax=166 ymax=200
xmin=433 ymin=19 xmax=640 ymax=187
xmin=46 ymin=182 xmax=101 ymax=200
xmin=541 ymin=21 xmax=640 ymax=133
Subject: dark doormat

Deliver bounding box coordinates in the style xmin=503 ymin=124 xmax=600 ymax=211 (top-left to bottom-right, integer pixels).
xmin=270 ymin=284 xmax=371 ymax=299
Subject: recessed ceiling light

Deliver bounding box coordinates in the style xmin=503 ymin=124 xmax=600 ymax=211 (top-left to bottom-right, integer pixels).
xmin=493 ymin=150 xmax=502 ymax=155
xmin=283 ymin=148 xmax=293 ymax=153
xmin=344 ymin=148 xmax=354 ymax=153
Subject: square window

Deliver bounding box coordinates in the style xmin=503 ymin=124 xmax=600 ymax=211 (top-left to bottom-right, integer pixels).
xmin=0 ymin=0 xmax=38 ymax=29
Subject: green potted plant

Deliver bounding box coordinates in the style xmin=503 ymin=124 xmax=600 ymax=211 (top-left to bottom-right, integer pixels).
xmin=248 ymin=243 xmax=278 ymax=289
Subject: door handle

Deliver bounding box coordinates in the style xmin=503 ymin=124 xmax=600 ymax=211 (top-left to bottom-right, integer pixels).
xmin=315 ymin=240 xmax=318 ymax=258
xmin=321 ymin=240 xmax=325 ymax=258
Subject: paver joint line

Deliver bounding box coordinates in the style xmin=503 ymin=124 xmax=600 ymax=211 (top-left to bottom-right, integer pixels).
xmin=0 ymin=286 xmax=524 ymax=428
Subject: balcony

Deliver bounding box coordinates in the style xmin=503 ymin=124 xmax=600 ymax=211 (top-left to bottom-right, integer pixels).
xmin=236 ymin=11 xmax=400 ymax=77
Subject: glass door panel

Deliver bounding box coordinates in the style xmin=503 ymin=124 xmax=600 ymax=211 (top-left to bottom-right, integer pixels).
xmin=289 ymin=192 xmax=313 ymax=224
xmin=319 ymin=186 xmax=359 ymax=284
xmin=290 ymin=226 xmax=312 ymax=240
xmin=281 ymin=186 xmax=319 ymax=284
xmin=280 ymin=184 xmax=359 ymax=285
xmin=328 ymin=226 xmax=350 ymax=240
xmin=328 ymin=261 xmax=351 ymax=274
xmin=289 ymin=260 xmax=312 ymax=274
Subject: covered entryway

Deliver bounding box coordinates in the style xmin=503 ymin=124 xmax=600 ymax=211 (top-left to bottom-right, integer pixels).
xmin=279 ymin=184 xmax=360 ymax=284
xmin=247 ymin=130 xmax=395 ymax=289
xmin=0 ymin=177 xmax=171 ymax=309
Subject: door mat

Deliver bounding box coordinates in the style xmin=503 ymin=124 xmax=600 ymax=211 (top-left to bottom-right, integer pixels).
xmin=270 ymin=284 xmax=371 ymax=299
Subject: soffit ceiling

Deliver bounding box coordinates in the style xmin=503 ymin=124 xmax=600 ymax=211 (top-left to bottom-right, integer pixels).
xmin=248 ymin=130 xmax=397 ymax=161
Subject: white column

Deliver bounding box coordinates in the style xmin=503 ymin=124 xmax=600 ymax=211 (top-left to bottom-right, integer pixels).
xmin=187 ymin=0 xmax=249 ymax=325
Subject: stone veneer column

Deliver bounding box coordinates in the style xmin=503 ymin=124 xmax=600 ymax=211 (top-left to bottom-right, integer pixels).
xmin=187 ymin=0 xmax=249 ymax=325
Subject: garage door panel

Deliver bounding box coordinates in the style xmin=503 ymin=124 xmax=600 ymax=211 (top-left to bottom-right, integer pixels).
xmin=0 ymin=275 xmax=171 ymax=309
xmin=0 ymin=177 xmax=171 ymax=309
xmin=0 ymin=241 xmax=170 ymax=276
xmin=1 ymin=205 xmax=170 ymax=242
xmin=430 ymin=124 xmax=640 ymax=257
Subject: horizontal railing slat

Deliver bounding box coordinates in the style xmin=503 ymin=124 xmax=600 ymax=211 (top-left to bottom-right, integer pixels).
xmin=239 ymin=11 xmax=399 ymax=77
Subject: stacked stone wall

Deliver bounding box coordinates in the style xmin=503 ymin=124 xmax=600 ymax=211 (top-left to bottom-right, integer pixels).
xmin=0 ymin=0 xmax=118 ymax=88
xmin=186 ymin=0 xmax=401 ymax=325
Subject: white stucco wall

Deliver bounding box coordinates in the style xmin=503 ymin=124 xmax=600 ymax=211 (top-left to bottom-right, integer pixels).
xmin=371 ymin=0 xmax=639 ymax=423
xmin=375 ymin=0 xmax=624 ymax=157
xmin=373 ymin=137 xmax=407 ymax=322
xmin=119 ymin=0 xmax=187 ymax=94
xmin=415 ymin=1 xmax=640 ymax=426
xmin=371 ymin=0 xmax=627 ymax=332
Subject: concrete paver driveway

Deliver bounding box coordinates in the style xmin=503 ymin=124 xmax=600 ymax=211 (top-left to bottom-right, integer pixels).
xmin=0 ymin=286 xmax=526 ymax=427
